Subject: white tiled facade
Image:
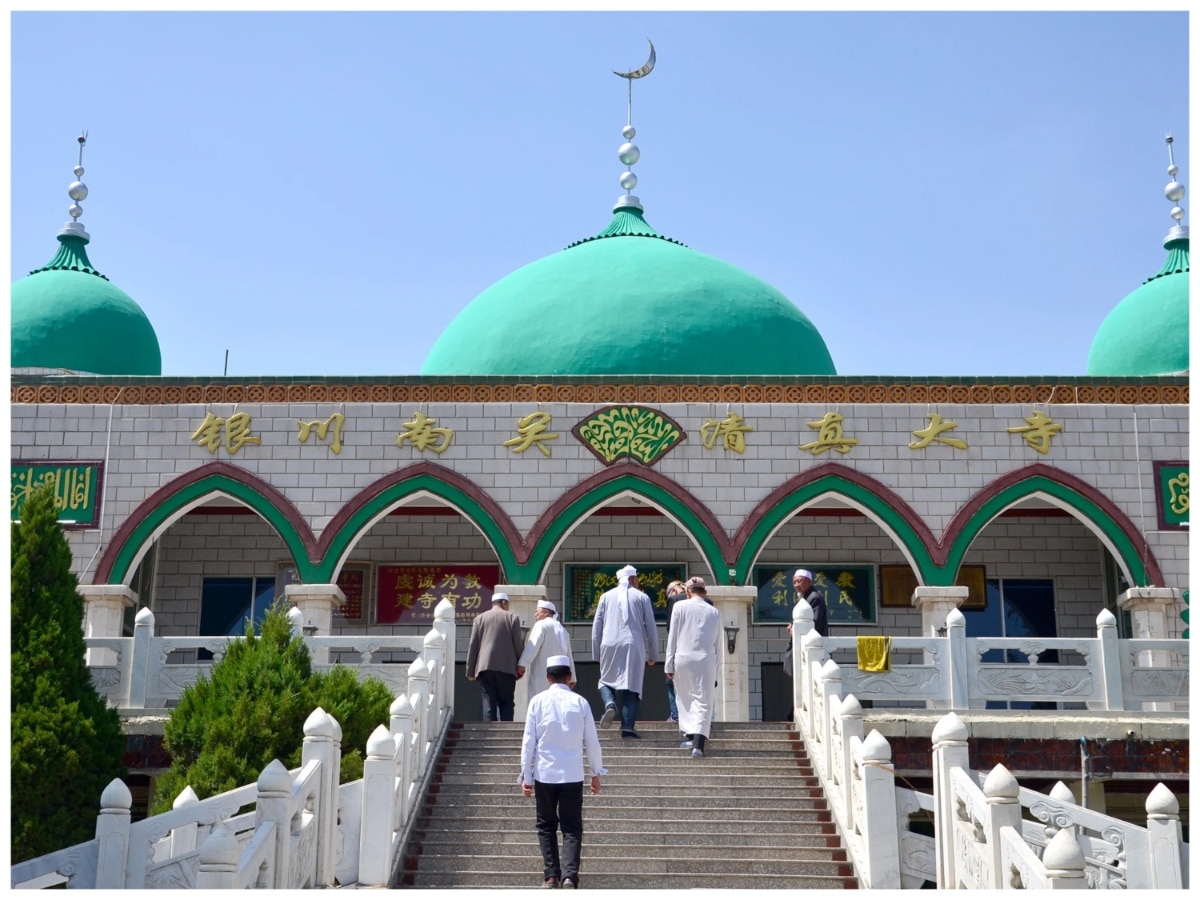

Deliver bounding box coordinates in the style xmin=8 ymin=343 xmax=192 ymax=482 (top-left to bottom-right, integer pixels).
xmin=11 ymin=388 xmax=1189 ymax=720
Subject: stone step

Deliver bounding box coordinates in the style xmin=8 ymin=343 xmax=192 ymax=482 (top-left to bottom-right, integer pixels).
xmin=429 ymin=782 xmax=824 ymax=798
xmin=399 ymin=870 xmax=857 ymax=889
xmin=417 ymin=805 xmax=832 ymax=825
xmin=410 ymin=837 xmax=846 ymax=859
xmin=422 ymin=792 xmax=831 ymax=811
xmin=436 ymin=762 xmax=814 ymax=777
xmin=406 ymin=852 xmax=853 ymax=878
xmin=413 ymin=821 xmax=839 ymax=840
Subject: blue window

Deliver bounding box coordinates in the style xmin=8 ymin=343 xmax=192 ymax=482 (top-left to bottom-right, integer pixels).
xmin=199 ymin=576 xmax=276 ymax=637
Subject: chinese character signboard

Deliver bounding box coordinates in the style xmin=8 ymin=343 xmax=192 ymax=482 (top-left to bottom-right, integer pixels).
xmin=1155 ymin=461 xmax=1189 ymax=530
xmin=563 ymin=563 xmax=687 ymax=623
xmin=377 ymin=565 xmax=500 ymax=625
xmin=753 ymin=565 xmax=876 ymax=625
xmin=334 ymin=564 xmax=369 ymax=624
xmin=11 ymin=461 xmax=103 ymax=527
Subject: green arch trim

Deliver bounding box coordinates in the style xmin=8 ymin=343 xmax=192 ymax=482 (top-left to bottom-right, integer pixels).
xmin=312 ymin=473 xmax=520 ymax=584
xmin=733 ymin=472 xmax=937 ymax=585
xmin=521 ymin=473 xmax=728 ymax=585
xmin=103 ymin=471 xmax=313 ymax=585
xmin=940 ymin=473 xmax=1150 ymax=587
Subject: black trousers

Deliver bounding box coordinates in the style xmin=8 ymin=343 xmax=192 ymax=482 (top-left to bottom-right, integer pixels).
xmin=533 ymin=780 xmax=584 ymax=882
xmin=477 ymin=670 xmax=516 ymax=721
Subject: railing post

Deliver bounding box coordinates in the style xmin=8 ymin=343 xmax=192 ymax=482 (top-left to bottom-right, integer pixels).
xmin=946 ymin=608 xmax=969 ymax=709
xmin=1146 ymin=783 xmax=1184 ymax=888
xmin=390 ymin=693 xmax=415 ymax=826
xmin=800 ymin=630 xmax=825 ymax=740
xmin=1118 ymin=586 xmax=1183 ymax=711
xmin=931 ymin=712 xmax=970 ymax=889
xmin=256 ymin=760 xmax=292 ymax=889
xmin=408 ymin=658 xmax=432 ymax=769
xmin=196 ymin=823 xmax=240 ymax=889
xmin=817 ymin=659 xmax=842 ymax=778
xmin=432 ymin=598 xmax=456 ymax=715
xmin=358 ymin=726 xmax=398 ymax=888
xmin=839 ymin=694 xmax=864 ymax=832
xmin=128 ymin=607 xmax=155 ymax=710
xmin=792 ymin=601 xmax=813 ymax=721
xmin=302 ymin=707 xmax=342 ymax=888
xmin=79 ymin=584 xmax=137 ymax=668
xmin=423 ymin=628 xmax=445 ymax=726
xmin=982 ymin=764 xmax=1021 ymax=889
xmin=1041 ymin=828 xmax=1088 ymax=888
xmin=94 ymin=778 xmax=132 ymax=889
xmin=1094 ymin=608 xmax=1123 ymax=711
xmin=859 ymin=730 xmax=901 ymax=889
xmin=169 ymin=787 xmax=200 ymax=857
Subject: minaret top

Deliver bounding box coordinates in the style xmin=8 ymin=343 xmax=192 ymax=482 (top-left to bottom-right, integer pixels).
xmin=60 ymin=132 xmax=91 ymax=241
xmin=612 ymin=39 xmax=655 ymax=213
xmin=1162 ymin=133 xmax=1188 ymax=243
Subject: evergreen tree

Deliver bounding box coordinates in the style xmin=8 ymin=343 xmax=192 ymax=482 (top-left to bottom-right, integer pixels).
xmin=151 ymin=601 xmax=393 ymax=813
xmin=11 ymin=481 xmax=127 ymax=862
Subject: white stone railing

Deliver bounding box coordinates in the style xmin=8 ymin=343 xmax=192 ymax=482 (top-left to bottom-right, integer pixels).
xmin=84 ymin=607 xmax=444 ymax=709
xmin=10 ymin=600 xmax=456 ymax=890
xmin=791 ymin=604 xmax=1188 ymax=715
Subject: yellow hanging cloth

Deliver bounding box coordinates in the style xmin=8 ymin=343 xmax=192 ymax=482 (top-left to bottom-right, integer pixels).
xmin=857 ymin=636 xmax=891 ymax=673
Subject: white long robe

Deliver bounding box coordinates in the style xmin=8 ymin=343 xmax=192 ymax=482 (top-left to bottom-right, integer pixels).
xmin=591 ymin=582 xmax=659 ymax=694
xmin=518 ymin=615 xmax=575 ymax=702
xmin=665 ymin=596 xmax=721 ymax=738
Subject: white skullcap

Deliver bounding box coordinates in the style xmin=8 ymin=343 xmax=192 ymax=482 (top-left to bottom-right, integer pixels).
xmin=547 ymin=655 xmax=571 ymax=669
xmin=492 ymin=592 xmax=510 ymax=603
xmin=617 ymin=565 xmax=638 ymax=579
xmin=537 ymin=599 xmax=557 ymax=614
xmin=794 ymin=569 xmax=813 ymax=581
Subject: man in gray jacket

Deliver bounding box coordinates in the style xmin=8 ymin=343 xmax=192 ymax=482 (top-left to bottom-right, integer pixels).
xmin=466 ymin=591 xmax=525 ymax=721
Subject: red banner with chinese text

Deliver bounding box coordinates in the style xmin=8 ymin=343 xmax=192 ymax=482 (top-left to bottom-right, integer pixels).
xmin=376 ymin=565 xmax=501 ymax=625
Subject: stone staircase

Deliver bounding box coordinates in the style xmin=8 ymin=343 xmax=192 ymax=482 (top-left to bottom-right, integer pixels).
xmin=397 ymin=720 xmax=858 ymax=889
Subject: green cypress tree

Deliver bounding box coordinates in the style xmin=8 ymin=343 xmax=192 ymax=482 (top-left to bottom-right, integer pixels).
xmin=11 ymin=481 xmax=127 ymax=862
xmin=151 ymin=601 xmax=393 ymax=814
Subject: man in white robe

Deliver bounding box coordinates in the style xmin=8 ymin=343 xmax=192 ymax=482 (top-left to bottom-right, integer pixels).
xmin=591 ymin=564 xmax=659 ymax=739
xmin=519 ymin=599 xmax=576 ymax=703
xmin=665 ymin=576 xmax=721 ymax=758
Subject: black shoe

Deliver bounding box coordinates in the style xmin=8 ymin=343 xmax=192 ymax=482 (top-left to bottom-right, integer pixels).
xmin=543 ymin=876 xmax=560 ymax=888
xmin=620 ymin=731 xmax=642 ymax=739
xmin=562 ymin=877 xmax=577 ymax=889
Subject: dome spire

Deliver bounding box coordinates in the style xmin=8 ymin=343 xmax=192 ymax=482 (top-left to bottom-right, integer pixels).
xmin=62 ymin=132 xmax=91 ymax=241
xmin=1162 ymin=134 xmax=1188 ymax=242
xmin=612 ymin=39 xmax=655 ymax=213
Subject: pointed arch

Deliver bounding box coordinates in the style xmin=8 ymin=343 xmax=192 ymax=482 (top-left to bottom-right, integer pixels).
xmin=732 ymin=463 xmax=939 ymax=585
xmin=310 ymin=461 xmax=522 ymax=583
xmin=95 ymin=462 xmax=315 ymax=586
xmin=519 ymin=461 xmax=732 ymax=585
xmin=938 ymin=463 xmax=1161 ymax=587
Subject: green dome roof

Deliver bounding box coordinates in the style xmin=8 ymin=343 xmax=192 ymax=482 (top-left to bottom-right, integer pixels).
xmin=1087 ymin=232 xmax=1189 ymax=376
xmin=12 ymin=232 xmax=162 ymax=376
xmin=420 ymin=207 xmax=836 ymax=377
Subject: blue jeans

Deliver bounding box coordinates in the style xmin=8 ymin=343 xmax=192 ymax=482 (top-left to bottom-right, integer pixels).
xmin=665 ymin=677 xmax=678 ymax=720
xmin=599 ymin=683 xmax=641 ymax=734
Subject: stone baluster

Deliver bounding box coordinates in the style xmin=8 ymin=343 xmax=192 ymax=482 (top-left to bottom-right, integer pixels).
xmin=1094 ymin=608 xmax=1124 ymax=710
xmin=931 ymin=712 xmax=970 ymax=889
xmin=408 ymin=658 xmax=431 ymax=770
xmin=79 ymin=584 xmax=136 ymax=668
xmin=981 ymin=764 xmax=1021 ymax=889
xmin=128 ymin=607 xmax=155 ymax=709
xmin=432 ymin=598 xmax=456 ymax=714
xmin=196 ymin=823 xmax=240 ymax=889
xmin=423 ymin=628 xmax=445 ymax=726
xmin=945 ymin=608 xmax=970 ymax=709
xmin=169 ymin=787 xmax=200 ymax=857
xmin=255 ymin=760 xmax=293 ymax=889
xmin=839 ymin=694 xmax=865 ymax=832
xmin=1041 ymin=828 xmax=1087 ymax=888
xmin=859 ymin=730 xmax=901 ymax=889
xmin=708 ymin=585 xmax=756 ymax=722
xmin=816 ymin=660 xmax=843 ymax=779
xmin=358 ymin=726 xmax=398 ymax=888
xmin=390 ymin=693 xmax=415 ymax=826
xmin=800 ymin=629 xmax=825 ymax=740
xmin=912 ymin=586 xmax=967 ymax=709
xmin=302 ymin=707 xmax=342 ymax=888
xmin=792 ymin=600 xmax=814 ymax=722
xmin=1146 ymin=783 xmax=1184 ymax=888
xmin=94 ymin=778 xmax=132 ymax=889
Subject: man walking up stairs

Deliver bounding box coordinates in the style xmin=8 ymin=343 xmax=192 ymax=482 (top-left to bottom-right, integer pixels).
xmin=399 ymin=721 xmax=858 ymax=889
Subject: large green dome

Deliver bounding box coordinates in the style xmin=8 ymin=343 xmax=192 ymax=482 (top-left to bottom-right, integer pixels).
xmin=11 ymin=232 xmax=162 ymax=376
xmin=1087 ymin=231 xmax=1189 ymax=376
xmin=420 ymin=207 xmax=835 ymax=377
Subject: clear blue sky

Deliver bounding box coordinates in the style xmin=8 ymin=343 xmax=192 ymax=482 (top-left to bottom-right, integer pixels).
xmin=9 ymin=9 xmax=1190 ymax=378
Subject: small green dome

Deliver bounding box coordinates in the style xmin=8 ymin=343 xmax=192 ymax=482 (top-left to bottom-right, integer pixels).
xmin=421 ymin=207 xmax=835 ymax=377
xmin=12 ymin=232 xmax=162 ymax=376
xmin=1087 ymin=232 xmax=1189 ymax=376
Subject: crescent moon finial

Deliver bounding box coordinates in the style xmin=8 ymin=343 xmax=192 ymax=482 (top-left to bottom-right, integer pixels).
xmin=613 ymin=39 xmax=656 ymax=80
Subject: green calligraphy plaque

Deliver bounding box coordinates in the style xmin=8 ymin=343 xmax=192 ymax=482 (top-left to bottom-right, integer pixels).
xmin=11 ymin=461 xmax=103 ymax=527
xmin=1155 ymin=461 xmax=1189 ymax=530
xmin=753 ymin=564 xmax=876 ymax=625
xmin=563 ymin=563 xmax=687 ymax=624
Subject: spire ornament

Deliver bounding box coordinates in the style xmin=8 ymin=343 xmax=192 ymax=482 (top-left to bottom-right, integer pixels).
xmin=1163 ymin=133 xmax=1187 ymax=241
xmin=612 ymin=39 xmax=655 ymax=212
xmin=62 ymin=131 xmax=90 ymax=240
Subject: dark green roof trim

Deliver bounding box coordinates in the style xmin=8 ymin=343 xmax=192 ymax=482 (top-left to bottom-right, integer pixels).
xmin=565 ymin=207 xmax=688 ymax=249
xmin=1146 ymin=236 xmax=1189 ymax=283
xmin=27 ymin=234 xmax=109 ymax=281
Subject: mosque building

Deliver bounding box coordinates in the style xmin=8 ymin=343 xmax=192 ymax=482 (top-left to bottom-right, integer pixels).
xmin=10 ymin=55 xmax=1188 ymax=826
